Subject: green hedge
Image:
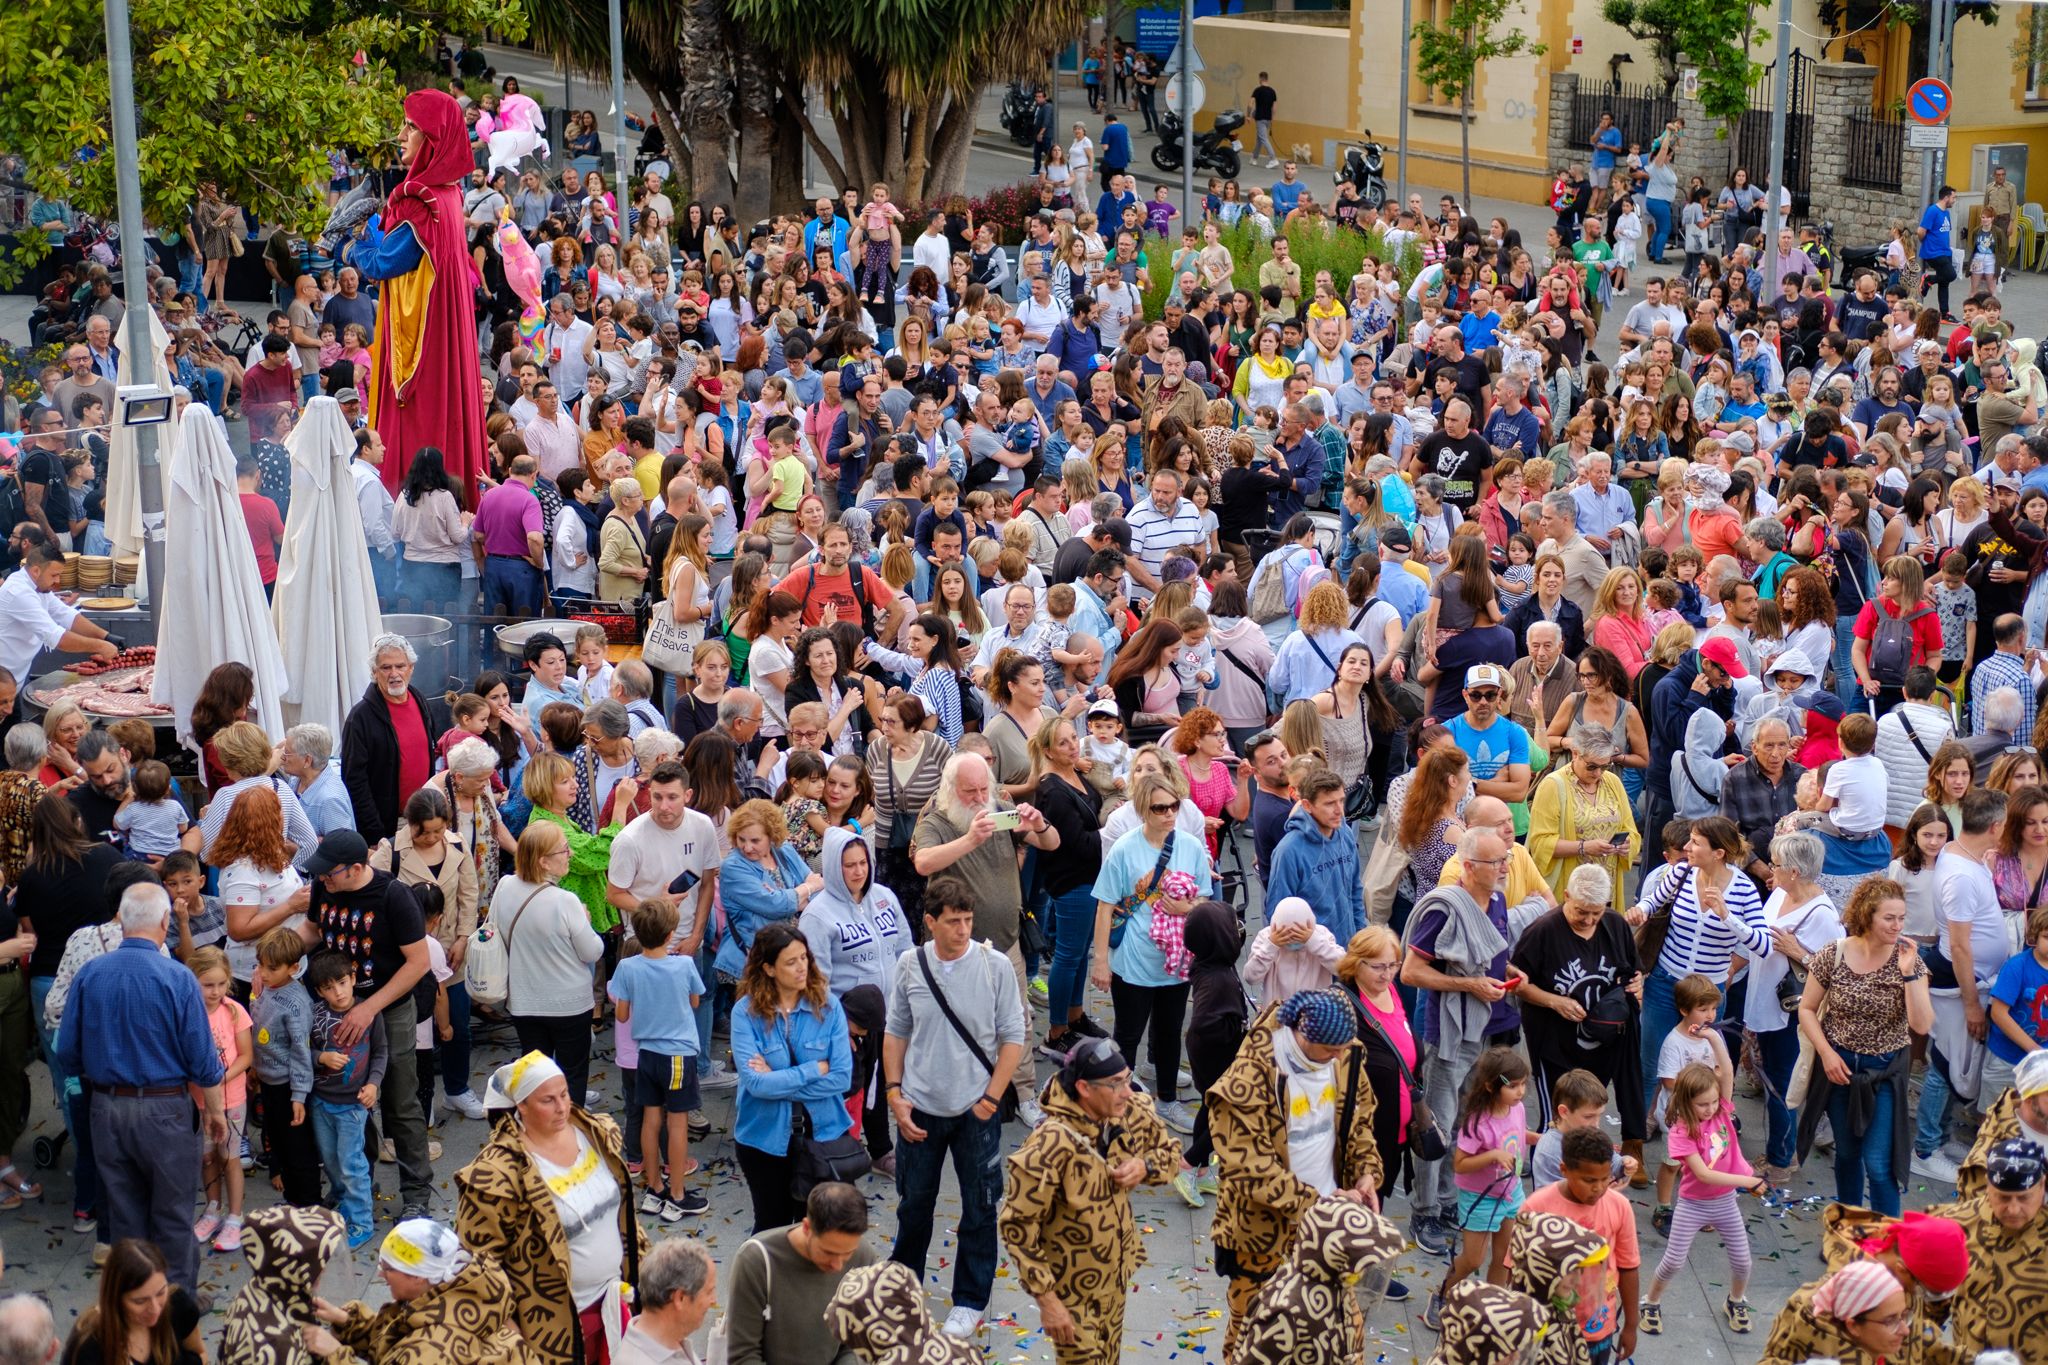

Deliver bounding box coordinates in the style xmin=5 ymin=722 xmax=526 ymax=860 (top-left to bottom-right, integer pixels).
xmin=1136 ymin=218 xmax=1425 ymax=323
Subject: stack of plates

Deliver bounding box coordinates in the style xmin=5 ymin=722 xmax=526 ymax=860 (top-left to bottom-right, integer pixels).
xmin=56 ymin=552 xmax=78 ymax=589
xmin=76 ymin=555 xmax=111 ymax=589
xmin=112 ymin=556 xmax=140 ymax=586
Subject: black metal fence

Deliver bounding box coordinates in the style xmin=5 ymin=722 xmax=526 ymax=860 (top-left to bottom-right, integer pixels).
xmin=1568 ymin=81 xmax=1677 ymax=160
xmin=1845 ymin=111 xmax=1906 ymax=191
xmin=1732 ymin=51 xmax=1816 ymax=197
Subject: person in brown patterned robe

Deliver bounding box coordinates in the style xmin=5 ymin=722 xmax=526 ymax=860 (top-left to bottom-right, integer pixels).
xmin=1756 ymin=1205 xmax=1970 ymax=1365
xmin=1929 ymin=1138 xmax=2048 ymax=1364
xmin=1422 ymin=1280 xmax=1548 ymax=1365
xmin=826 ymin=1261 xmax=985 ymax=1365
xmin=304 ymin=1218 xmax=538 ymax=1365
xmin=1208 ymin=991 xmax=1383 ymax=1359
xmin=1956 ymin=1068 xmax=2048 ymax=1198
xmin=999 ymin=1040 xmax=1180 ymax=1365
xmin=221 ymin=1206 xmax=350 ymax=1365
xmin=1232 ymin=1198 xmax=1404 ymax=1365
xmin=1506 ymin=1210 xmax=1609 ymax=1365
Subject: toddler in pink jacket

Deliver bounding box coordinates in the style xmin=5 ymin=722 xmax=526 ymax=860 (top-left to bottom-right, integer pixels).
xmin=1244 ymin=897 xmax=1343 ymax=1009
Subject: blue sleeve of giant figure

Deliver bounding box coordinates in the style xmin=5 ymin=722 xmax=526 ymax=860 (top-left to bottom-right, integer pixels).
xmin=344 ymin=214 xmax=426 ymax=281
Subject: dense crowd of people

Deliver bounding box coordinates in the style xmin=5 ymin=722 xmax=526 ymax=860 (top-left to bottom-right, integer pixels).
xmin=12 ymin=55 xmax=2048 ymax=1365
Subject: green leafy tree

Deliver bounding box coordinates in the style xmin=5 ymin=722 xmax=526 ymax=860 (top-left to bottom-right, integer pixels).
xmin=0 ymin=0 xmax=521 ymax=279
xmin=1599 ymin=0 xmax=1764 ymax=121
xmin=1411 ymin=0 xmax=1545 ymax=208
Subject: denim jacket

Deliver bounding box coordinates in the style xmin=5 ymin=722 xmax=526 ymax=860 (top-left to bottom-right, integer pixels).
xmin=714 ymin=844 xmax=813 ymax=979
xmin=730 ymin=996 xmax=853 ymax=1155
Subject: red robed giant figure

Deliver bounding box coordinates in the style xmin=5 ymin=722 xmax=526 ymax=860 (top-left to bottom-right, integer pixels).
xmin=340 ymin=89 xmax=487 ymax=503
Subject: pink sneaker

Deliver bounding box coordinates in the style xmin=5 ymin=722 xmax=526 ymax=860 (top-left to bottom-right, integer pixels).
xmin=212 ymin=1221 xmax=243 ymax=1254
xmin=192 ymin=1213 xmax=221 ymax=1243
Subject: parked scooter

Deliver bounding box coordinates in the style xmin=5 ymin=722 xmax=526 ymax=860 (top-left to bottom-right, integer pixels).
xmin=1335 ymin=137 xmax=1389 ymax=211
xmin=1149 ymin=109 xmax=1245 ymax=179
xmin=1002 ymin=84 xmax=1039 ymax=148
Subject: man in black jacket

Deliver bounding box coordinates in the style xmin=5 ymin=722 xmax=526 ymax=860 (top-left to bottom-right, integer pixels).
xmin=339 ymin=633 xmax=452 ymax=843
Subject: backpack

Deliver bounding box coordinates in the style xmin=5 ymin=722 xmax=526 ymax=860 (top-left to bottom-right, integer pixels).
xmin=798 ymin=563 xmax=876 ymax=636
xmin=1292 ymin=563 xmax=1333 ymax=618
xmin=1250 ymin=546 xmax=1303 ymax=624
xmin=1869 ymin=603 xmax=1933 ymax=687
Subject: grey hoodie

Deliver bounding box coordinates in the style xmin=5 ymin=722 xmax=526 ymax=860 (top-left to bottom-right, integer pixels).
xmin=798 ymin=827 xmax=913 ymax=999
xmin=1672 ymin=706 xmax=1730 ymax=819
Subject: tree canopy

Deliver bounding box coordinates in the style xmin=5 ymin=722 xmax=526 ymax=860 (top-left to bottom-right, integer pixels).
xmin=1599 ymin=0 xmax=1764 ymax=121
xmin=0 ymin=0 xmax=522 ymax=253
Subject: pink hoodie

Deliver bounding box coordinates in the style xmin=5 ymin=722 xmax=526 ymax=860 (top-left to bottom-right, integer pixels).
xmin=1243 ymin=897 xmax=1344 ymax=1009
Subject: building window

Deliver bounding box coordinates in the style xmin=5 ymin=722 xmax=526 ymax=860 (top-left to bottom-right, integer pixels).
xmin=1409 ymin=0 xmax=1463 ymax=112
xmin=2027 ymin=8 xmax=2048 ymax=107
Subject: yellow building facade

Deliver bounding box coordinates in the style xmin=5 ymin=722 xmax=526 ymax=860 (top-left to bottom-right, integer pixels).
xmin=1192 ymin=1 xmax=2048 ymax=208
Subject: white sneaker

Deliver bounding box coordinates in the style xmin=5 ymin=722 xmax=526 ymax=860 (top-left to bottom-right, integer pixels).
xmin=1911 ymin=1150 xmax=1960 ymax=1184
xmin=583 ymin=1089 xmax=606 ymax=1112
xmin=698 ymin=1060 xmax=738 ymax=1091
xmin=445 ymin=1090 xmax=487 ymax=1121
xmin=1016 ymin=1097 xmax=1046 ymax=1129
xmin=1156 ymin=1100 xmax=1197 ymax=1134
xmin=941 ymin=1307 xmax=985 ymax=1339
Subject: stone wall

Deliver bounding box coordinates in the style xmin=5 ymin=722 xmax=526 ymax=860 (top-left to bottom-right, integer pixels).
xmin=1546 ymin=61 xmax=1927 ymax=250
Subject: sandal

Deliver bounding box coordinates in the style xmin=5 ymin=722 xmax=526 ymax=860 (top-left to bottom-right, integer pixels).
xmin=1639 ymin=1302 xmax=1663 ymax=1336
xmin=0 ymin=1166 xmax=43 ymax=1201
xmin=1725 ymin=1298 xmax=1753 ymax=1334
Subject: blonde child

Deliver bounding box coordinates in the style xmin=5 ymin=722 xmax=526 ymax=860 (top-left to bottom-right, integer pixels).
xmin=1039 ymin=583 xmax=1081 ymax=694
xmin=1641 ymin=1061 xmax=1765 ymax=1337
xmin=1431 ymin=1046 xmax=1531 ymax=1324
xmin=1174 ymin=606 xmax=1219 ymax=704
xmin=1652 ymin=973 xmax=1728 ymax=1222
xmin=573 ymin=623 xmax=615 ymax=700
xmin=190 ymin=947 xmax=253 ymax=1252
xmin=438 ymin=692 xmax=492 ymax=766
xmin=1611 ymin=195 xmax=1643 ymax=294
xmin=777 ymin=749 xmax=830 ymax=864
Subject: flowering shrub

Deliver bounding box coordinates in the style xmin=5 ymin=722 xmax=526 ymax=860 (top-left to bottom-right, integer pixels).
xmin=907 ymin=180 xmax=1043 ymax=245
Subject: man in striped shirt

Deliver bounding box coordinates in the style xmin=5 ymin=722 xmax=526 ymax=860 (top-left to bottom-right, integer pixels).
xmin=1968 ymin=614 xmax=2036 ymax=741
xmin=1123 ymin=466 xmax=1204 ymax=601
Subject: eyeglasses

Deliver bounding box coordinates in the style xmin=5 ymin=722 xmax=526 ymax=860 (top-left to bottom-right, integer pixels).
xmin=1860 ymin=1311 xmax=1914 ymax=1331
xmin=1146 ymin=803 xmax=1179 ymax=815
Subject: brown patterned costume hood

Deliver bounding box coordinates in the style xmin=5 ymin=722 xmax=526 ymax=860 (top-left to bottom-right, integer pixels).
xmin=825 ymin=1262 xmax=984 ymax=1365
xmin=333 ymin=1254 xmax=540 ymax=1365
xmin=1926 ymin=1193 xmax=2048 ymax=1362
xmin=1507 ymin=1211 xmax=1608 ymax=1365
xmin=1424 ymin=1281 xmax=1549 ymax=1365
xmin=221 ymin=1206 xmax=350 ymax=1365
xmin=1234 ymin=1198 xmax=1403 ymax=1365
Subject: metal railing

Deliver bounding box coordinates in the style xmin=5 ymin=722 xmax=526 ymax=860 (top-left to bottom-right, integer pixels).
xmin=1845 ymin=112 xmax=1905 ymax=191
xmin=1568 ymin=84 xmax=1676 ymax=160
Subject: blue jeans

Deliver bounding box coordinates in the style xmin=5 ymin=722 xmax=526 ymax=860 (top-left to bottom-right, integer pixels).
xmin=1337 ymin=502 xmax=1359 ymax=579
xmin=368 ymin=550 xmax=397 ymax=605
xmin=1046 ymin=884 xmax=1097 ymax=1026
xmin=1754 ymin=1022 xmax=1802 ymax=1168
xmin=197 ymin=368 xmax=226 ymax=413
xmin=482 ymin=556 xmax=543 ymax=617
xmin=440 ymin=980 xmax=474 ymax=1101
xmin=1832 ymin=616 xmax=1862 ymax=710
xmin=1647 ymin=198 xmax=1673 ymax=262
xmin=891 ymin=1105 xmax=1003 ymax=1310
xmin=1826 ymin=1047 xmax=1901 ymax=1215
xmin=1913 ymin=1039 xmax=1954 ymax=1158
xmin=310 ymin=1097 xmax=373 ymax=1239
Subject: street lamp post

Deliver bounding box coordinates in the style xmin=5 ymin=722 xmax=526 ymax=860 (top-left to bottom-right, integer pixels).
xmin=102 ymin=0 xmax=166 ymax=615
xmin=1180 ymin=0 xmax=1195 ymax=226
xmin=607 ymin=0 xmax=628 ymax=180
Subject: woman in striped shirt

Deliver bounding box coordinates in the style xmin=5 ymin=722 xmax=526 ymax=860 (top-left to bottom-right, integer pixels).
xmin=1625 ymin=815 xmax=1772 ymax=1101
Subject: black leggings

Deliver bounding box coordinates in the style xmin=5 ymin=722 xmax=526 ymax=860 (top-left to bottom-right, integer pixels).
xmin=513 ymin=1014 xmax=593 ymax=1102
xmin=260 ymin=1080 xmax=322 ymax=1207
xmin=736 ymin=1142 xmax=801 ymax=1232
xmin=1111 ymin=977 xmax=1190 ymax=1106
xmin=1183 ymin=1020 xmax=1242 ymax=1167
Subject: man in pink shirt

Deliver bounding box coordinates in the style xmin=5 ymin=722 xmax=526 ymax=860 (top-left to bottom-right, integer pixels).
xmin=471 ymin=453 xmax=547 ymax=615
xmin=520 ymin=379 xmax=582 ymax=482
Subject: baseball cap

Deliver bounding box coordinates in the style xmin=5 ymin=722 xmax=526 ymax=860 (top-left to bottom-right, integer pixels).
xmin=1699 ymin=637 xmax=1748 ymax=679
xmin=1465 ymin=663 xmax=1508 ymax=691
xmin=1987 ymin=466 xmax=2022 ymax=491
xmin=1087 ymin=698 xmax=1120 ymax=719
xmin=333 ymin=387 xmax=360 ymax=404
xmin=1722 ymin=431 xmax=1756 ymax=455
xmin=304 ymin=829 xmax=371 ymax=878
xmin=1379 ymin=524 xmax=1413 ymax=551
xmin=1099 ymin=517 xmax=1134 ymax=551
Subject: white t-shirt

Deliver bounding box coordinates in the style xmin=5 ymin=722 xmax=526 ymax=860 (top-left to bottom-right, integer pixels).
xmin=607 ymin=808 xmax=720 ymax=934
xmin=592 ymin=755 xmax=636 ymax=816
xmin=531 ymin=1130 xmax=625 ymax=1310
xmin=416 ymin=936 xmax=452 ymax=1050
xmin=1654 ymin=1025 xmax=1721 ymax=1124
xmin=1823 ymin=753 xmax=1887 ymax=836
xmin=1936 ymin=846 xmax=2012 ymax=984
xmin=749 ymin=634 xmax=794 ymax=734
xmin=218 ymin=861 xmax=306 ymax=983
xmin=553 ymin=511 xmax=596 ymax=596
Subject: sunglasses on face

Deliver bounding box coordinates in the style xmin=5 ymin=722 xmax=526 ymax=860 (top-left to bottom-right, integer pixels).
xmin=1467 ymin=689 xmax=1501 ymax=702
xmin=1147 ymin=803 xmax=1179 ymax=815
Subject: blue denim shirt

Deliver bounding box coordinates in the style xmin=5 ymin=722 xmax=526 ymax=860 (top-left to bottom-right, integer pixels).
xmin=715 ymin=845 xmax=814 ymax=980
xmin=730 ymin=996 xmax=853 ymax=1155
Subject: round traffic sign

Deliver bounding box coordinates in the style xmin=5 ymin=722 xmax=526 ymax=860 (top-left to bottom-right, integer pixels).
xmin=1907 ymin=77 xmax=1952 ymax=126
xmin=1164 ymin=73 xmax=1207 ymax=116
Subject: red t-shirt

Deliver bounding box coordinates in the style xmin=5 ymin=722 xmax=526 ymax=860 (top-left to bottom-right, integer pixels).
xmin=773 ymin=562 xmax=891 ymax=627
xmin=1852 ymin=596 xmax=1943 ymax=668
xmin=385 ymin=692 xmax=431 ymax=808
xmin=240 ymin=492 xmax=284 ymax=584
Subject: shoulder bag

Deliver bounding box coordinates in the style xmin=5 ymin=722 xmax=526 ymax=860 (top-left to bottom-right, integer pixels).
xmin=1632 ymin=863 xmax=1692 ymax=969
xmin=915 ymin=944 xmax=1019 ymax=1118
xmin=784 ymin=1015 xmax=872 ymax=1197
xmin=704 ymin=1238 xmax=768 ymax=1365
xmin=1109 ymin=831 xmax=1176 ymax=949
xmin=1355 ymin=1002 xmax=1448 ymax=1161
xmin=1785 ymin=943 xmax=1834 ymax=1110
xmin=465 ymin=883 xmax=544 ymax=1008
xmin=642 ymin=563 xmax=706 ymax=675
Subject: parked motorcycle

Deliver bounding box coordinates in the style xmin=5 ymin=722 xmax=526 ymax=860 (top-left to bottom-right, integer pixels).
xmin=1149 ymin=109 xmax=1245 ymax=178
xmin=1002 ymin=84 xmax=1039 ymax=148
xmin=1335 ymin=138 xmax=1389 ymax=211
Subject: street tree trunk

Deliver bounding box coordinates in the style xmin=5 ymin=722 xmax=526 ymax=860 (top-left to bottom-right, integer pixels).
xmin=733 ymin=55 xmax=777 ymax=222
xmin=925 ymin=90 xmax=978 ymax=198
xmin=778 ymin=78 xmax=851 ymax=193
xmin=770 ymin=97 xmax=806 ymax=211
xmin=678 ymin=0 xmax=736 ymax=203
xmin=1460 ymin=80 xmax=1472 ymax=209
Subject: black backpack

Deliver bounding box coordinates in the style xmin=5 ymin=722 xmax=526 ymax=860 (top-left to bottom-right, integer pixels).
xmin=799 ymin=563 xmax=876 ymax=637
xmin=1869 ymin=604 xmax=1933 ymax=687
